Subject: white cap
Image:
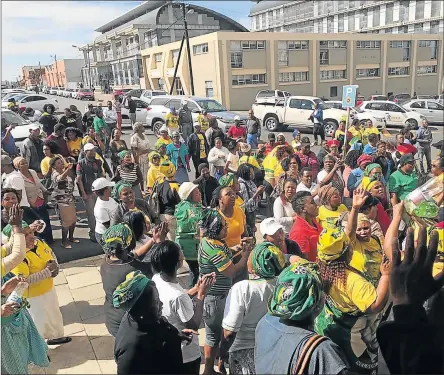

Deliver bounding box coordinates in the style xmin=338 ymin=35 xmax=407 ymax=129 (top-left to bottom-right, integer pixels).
xmin=277 ymin=133 xmax=285 ymax=138
xmin=159 ymin=124 xmax=169 ymax=134
xmin=181 ymin=99 xmax=188 ymax=106
xmin=260 ymin=218 xmax=284 ymax=237
xmin=234 ymin=115 xmax=241 ymax=121
xmin=92 ymin=178 xmax=115 ymax=192
xmin=178 ymin=182 xmax=198 ymax=200
xmin=83 ymin=143 xmax=95 ymax=151
xmin=29 ymin=123 xmax=40 ymax=130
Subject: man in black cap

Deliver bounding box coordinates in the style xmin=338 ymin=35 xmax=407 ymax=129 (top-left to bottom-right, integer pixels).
xmin=388 ymin=153 xmax=418 ymax=207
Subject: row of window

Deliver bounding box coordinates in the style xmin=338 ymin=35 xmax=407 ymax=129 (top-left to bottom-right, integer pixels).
xmin=193 ymin=43 xmax=208 ymax=55
xmin=390 ymin=41 xmax=411 ymax=49
xmin=232 ymin=74 xmax=266 ymax=86
xmin=418 ymin=40 xmax=439 ymax=48
xmin=356 ymin=41 xmax=381 ymax=49
xmin=357 ymin=68 xmax=380 ymax=78
xmin=320 ymin=70 xmax=346 ymax=81
xmin=417 ymin=65 xmax=437 ymax=74
xmin=388 ymin=67 xmax=410 ymax=76
xmin=319 ymin=40 xmax=347 ymax=49
xmin=278 ymin=71 xmax=309 ymax=83
xmin=231 ymin=41 xmax=266 ymax=51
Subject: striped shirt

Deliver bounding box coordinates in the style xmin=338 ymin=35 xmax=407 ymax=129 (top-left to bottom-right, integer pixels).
xmin=117 ymin=165 xmax=138 ymax=184
xmin=198 ymin=238 xmax=233 ymax=296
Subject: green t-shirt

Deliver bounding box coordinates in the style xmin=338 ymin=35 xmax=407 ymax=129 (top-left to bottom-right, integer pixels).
xmin=389 ymin=170 xmax=418 ymax=201
xmin=198 ymin=237 xmax=233 ymax=296
xmin=175 ymin=200 xmax=203 ymax=260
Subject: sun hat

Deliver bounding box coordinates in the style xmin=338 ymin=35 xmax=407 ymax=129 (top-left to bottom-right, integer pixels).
xmin=317 ymin=227 xmax=350 ymax=263
xmin=92 ymin=178 xmax=115 ymax=192
xmin=240 ymin=143 xmax=251 ymax=153
xmin=260 ymin=217 xmax=284 ymax=237
xmin=178 ymin=182 xmax=198 ymax=200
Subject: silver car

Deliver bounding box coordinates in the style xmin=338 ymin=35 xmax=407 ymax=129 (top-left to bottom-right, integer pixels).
xmin=145 ymin=96 xmax=247 ymax=136
xmin=403 ymin=99 xmax=444 ymax=125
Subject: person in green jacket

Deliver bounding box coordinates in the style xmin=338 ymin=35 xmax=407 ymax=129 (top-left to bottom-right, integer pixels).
xmin=93 ymin=109 xmax=109 ymax=152
xmin=175 ymin=182 xmax=203 ymax=287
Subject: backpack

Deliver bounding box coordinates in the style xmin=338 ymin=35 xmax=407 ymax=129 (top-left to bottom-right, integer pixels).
xmin=147 ymin=181 xmax=160 ymax=219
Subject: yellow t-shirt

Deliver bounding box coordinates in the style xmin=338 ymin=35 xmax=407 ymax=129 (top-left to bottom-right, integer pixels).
xmin=235 ymin=195 xmax=244 ymax=211
xmin=328 ymin=268 xmax=377 ymax=314
xmin=197 ymin=133 xmax=207 ymax=159
xmin=1 ymin=247 xmax=6 ymax=277
xmin=155 ymin=138 xmax=172 ymax=149
xmin=11 ymin=240 xmax=54 ymax=298
xmin=197 ymin=114 xmax=210 ymax=132
xmin=348 ymin=126 xmax=363 ymax=141
xmin=362 ymin=127 xmax=380 ymax=145
xmin=40 ymin=154 xmax=68 ymax=176
xmin=67 ymin=138 xmax=82 ymax=158
xmin=239 ymin=155 xmax=260 ymax=170
xmin=165 ymin=113 xmax=179 ymax=130
xmin=147 ymin=165 xmax=163 ymax=189
xmin=350 ymin=237 xmax=383 ymax=283
xmin=218 ymin=206 xmax=246 ymax=248
xmin=317 ymin=204 xmax=348 ymax=229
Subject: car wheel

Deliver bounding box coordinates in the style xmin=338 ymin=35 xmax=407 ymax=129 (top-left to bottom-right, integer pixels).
xmin=406 ymin=119 xmax=418 ymax=129
xmin=324 ymin=120 xmax=338 ymax=137
xmin=264 ymin=115 xmax=279 ymax=132
xmin=153 ymin=120 xmax=165 ymax=137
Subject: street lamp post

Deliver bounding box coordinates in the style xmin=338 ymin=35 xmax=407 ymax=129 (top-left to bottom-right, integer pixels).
xmin=73 ymin=44 xmax=92 ymax=89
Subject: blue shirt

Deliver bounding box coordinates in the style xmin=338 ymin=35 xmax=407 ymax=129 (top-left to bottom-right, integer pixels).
xmin=1 ymin=129 xmax=17 ymax=155
xmin=363 ymin=144 xmax=377 ymax=155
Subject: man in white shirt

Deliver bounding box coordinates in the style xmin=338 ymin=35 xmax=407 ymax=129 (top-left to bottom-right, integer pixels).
xmin=103 ymin=101 xmax=117 ymax=136
xmin=91 ymin=178 xmax=117 ymax=244
xmin=1 ymin=155 xmax=30 ymax=207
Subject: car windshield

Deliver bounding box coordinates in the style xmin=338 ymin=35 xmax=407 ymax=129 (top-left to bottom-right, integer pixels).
xmin=5 ymin=94 xmax=28 ymax=102
xmin=79 ymin=89 xmax=91 ymax=92
xmin=396 ymin=94 xmax=410 ymax=99
xmin=373 ymin=95 xmax=387 ymax=100
xmin=196 ymin=99 xmax=227 ymax=112
xmin=1 ymin=110 xmax=28 ymax=126
xmin=152 ymin=91 xmax=167 ymax=96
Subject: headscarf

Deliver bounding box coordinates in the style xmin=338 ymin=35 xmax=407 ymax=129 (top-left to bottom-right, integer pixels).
xmin=251 ymin=242 xmax=286 ymax=279
xmin=12 ymin=156 xmax=26 ymax=169
xmin=364 ymin=163 xmax=382 ymax=177
xmin=328 ymin=139 xmax=339 ymax=148
xmin=111 ymin=181 xmax=132 ymax=202
xmin=317 ymin=185 xmax=338 ymax=205
xmin=155 ymin=142 xmax=167 ymax=151
xmin=360 ymin=176 xmax=379 ymax=192
xmin=317 ymin=227 xmax=350 ymax=263
xmin=357 ymin=213 xmax=371 ymax=224
xmin=198 ymin=163 xmax=209 ymax=174
xmin=2 ymin=221 xmax=29 ymax=238
xmin=118 ymin=150 xmax=130 ymax=160
xmin=133 ymin=122 xmax=144 ymax=134
xmin=112 ymin=271 xmax=152 ymax=311
xmin=159 ymin=161 xmax=176 ymax=178
xmin=218 ymin=173 xmax=235 ymax=187
xmin=101 ymin=223 xmax=135 ymax=257
xmin=357 ymin=154 xmax=373 ymax=168
xmin=199 ymin=209 xmax=224 ymax=240
xmin=148 ymin=151 xmax=161 ymax=163
xmin=268 ymin=260 xmax=323 ymax=321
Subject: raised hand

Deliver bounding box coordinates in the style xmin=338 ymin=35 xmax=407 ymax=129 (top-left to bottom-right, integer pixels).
xmin=352 ymin=187 xmax=369 ymax=209
xmin=8 ymin=204 xmax=23 ymax=226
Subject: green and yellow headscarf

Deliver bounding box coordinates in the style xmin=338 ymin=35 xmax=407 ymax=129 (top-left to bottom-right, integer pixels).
xmin=148 ymin=151 xmax=161 ymax=164
xmin=159 ymin=160 xmax=176 ymax=179
xmin=101 ymin=223 xmax=135 ymax=256
xmin=317 ymin=227 xmax=350 ymax=263
xmin=218 ymin=173 xmax=235 ymax=187
xmin=111 ymin=181 xmax=132 ymax=202
xmin=364 ymin=163 xmax=382 ymax=177
xmin=251 ymin=242 xmax=286 ymax=279
xmin=113 ymin=271 xmax=152 ymax=311
xmin=269 ymin=260 xmax=323 ymax=321
xmin=360 ymin=176 xmax=379 ymax=192
xmin=118 ymin=150 xmax=131 ymax=160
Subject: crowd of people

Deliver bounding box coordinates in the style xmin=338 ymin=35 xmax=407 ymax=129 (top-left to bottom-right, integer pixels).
xmin=1 ymin=97 xmax=444 ymax=375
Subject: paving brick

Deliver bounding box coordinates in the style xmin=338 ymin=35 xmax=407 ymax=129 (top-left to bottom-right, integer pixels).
xmin=82 ymin=314 xmax=111 ymax=338
xmin=75 ymin=297 xmax=105 ymax=321
xmin=71 ymin=283 xmax=105 ymax=302
xmin=66 ymin=269 xmax=102 ymax=289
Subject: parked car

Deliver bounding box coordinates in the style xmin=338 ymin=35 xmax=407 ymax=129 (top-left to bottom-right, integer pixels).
xmin=324 ymin=101 xmax=347 ymax=110
xmin=252 ymin=96 xmax=347 ymax=136
xmin=123 ymin=89 xmax=144 ymax=98
xmin=139 ymin=89 xmax=167 ymax=103
xmin=71 ymin=89 xmax=78 ymax=99
xmin=49 ymin=87 xmax=58 ymax=95
xmin=56 ymin=87 xmax=65 ymax=96
xmin=350 ymin=107 xmax=387 ymax=130
xmin=1 ymin=94 xmax=59 ymax=112
xmin=76 ymin=88 xmax=95 ymax=101
xmin=146 ymin=96 xmax=247 ymax=136
xmin=403 ymin=99 xmax=444 ymax=125
xmin=121 ymin=98 xmax=150 ymax=124
xmin=412 ymin=94 xmax=436 ymax=100
xmin=356 ymin=95 xmax=365 ymax=107
xmin=2 ymin=88 xmax=27 ymax=95
xmin=255 ymin=89 xmax=292 ymax=105
xmin=62 ymin=88 xmax=72 ymax=97
xmin=438 ymin=93 xmax=444 ymax=105
xmin=113 ymin=88 xmax=132 ymax=97
xmin=1 ymin=109 xmax=43 ymax=143
xmin=358 ymin=100 xmax=425 ymax=128
xmin=388 ymin=93 xmax=411 ymax=104
xmin=368 ymin=94 xmax=387 ymax=101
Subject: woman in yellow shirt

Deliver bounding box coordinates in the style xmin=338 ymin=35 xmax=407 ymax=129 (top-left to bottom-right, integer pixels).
xmin=218 ymin=173 xmax=244 ymax=210
xmin=146 ymin=151 xmax=163 ymax=192
xmin=262 ymin=145 xmax=291 ymax=187
xmin=65 ymin=127 xmax=83 ymax=160
xmin=41 ymin=140 xmax=67 ymax=177
xmin=155 ymin=125 xmax=173 ymax=149
xmin=316 ymin=185 xmax=348 ymax=229
xmin=11 ymin=226 xmax=71 ymax=345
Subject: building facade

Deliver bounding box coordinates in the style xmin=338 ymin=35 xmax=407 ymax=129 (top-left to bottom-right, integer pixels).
xmin=141 ymin=31 xmax=443 ymax=110
xmin=79 ymin=0 xmax=247 ymax=91
xmin=45 ymin=59 xmax=84 ymax=89
xmin=22 ymin=65 xmax=48 ymax=88
xmin=249 ymin=0 xmax=444 ymax=35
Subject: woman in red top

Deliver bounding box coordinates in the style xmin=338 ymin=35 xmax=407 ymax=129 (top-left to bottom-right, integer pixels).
xmin=289 ymin=191 xmax=323 ymax=261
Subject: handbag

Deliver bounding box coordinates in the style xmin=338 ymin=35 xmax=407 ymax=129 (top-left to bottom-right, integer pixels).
xmin=288 ymin=334 xmax=328 ymax=375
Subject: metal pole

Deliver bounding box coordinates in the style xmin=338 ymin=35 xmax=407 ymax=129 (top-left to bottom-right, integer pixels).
xmin=170 ymin=32 xmax=186 ymax=95
xmin=54 ymin=54 xmax=60 ymax=87
xmin=38 ymin=61 xmax=43 ymax=86
xmin=182 ymin=4 xmax=194 ymax=95
xmin=342 ymin=107 xmax=350 ymax=159
xmin=88 ymin=45 xmax=92 ymax=89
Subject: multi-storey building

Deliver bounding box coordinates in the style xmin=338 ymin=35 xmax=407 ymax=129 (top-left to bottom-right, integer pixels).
xmin=249 ymin=0 xmax=443 ymax=35
xmin=21 ymin=65 xmax=48 ymax=88
xmin=140 ymin=31 xmax=443 ymax=110
xmin=44 ymin=59 xmax=84 ymax=89
xmin=78 ymin=0 xmax=246 ymax=91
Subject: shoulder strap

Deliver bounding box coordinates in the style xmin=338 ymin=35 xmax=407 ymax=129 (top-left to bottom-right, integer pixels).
xmin=292 ymin=334 xmax=328 ymax=375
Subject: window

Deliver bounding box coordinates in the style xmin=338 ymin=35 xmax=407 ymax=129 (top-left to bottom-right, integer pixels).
xmin=278 ymin=41 xmax=288 ymax=66
xmin=419 ymin=40 xmax=439 ymax=59
xmin=338 ymin=15 xmax=345 ymax=32
xmin=366 ymin=102 xmax=385 ymax=111
xmin=319 ymin=41 xmax=347 ymax=48
xmin=410 ymin=101 xmax=426 ymax=109
xmin=386 ymin=4 xmax=394 ymax=24
xmin=154 ymin=53 xmax=162 ymax=62
xmin=320 ymin=70 xmax=346 ymax=80
xmin=388 ymin=66 xmax=410 ymax=76
xmin=415 ymin=1 xmax=424 ymax=19
xmin=232 ymin=74 xmax=266 ymax=86
xmin=356 ymin=41 xmax=381 ymax=49
xmin=287 ymin=41 xmax=309 ymax=50
xmin=431 ymin=2 xmax=442 ymax=19
xmin=428 ymin=102 xmax=444 ymax=110
xmin=158 ymin=78 xmax=165 ymax=90
xmin=373 ymin=6 xmax=380 ymax=27
xmin=174 ymin=78 xmax=184 ymax=95
xmin=205 ymin=81 xmax=213 ymax=98
xmin=231 ymin=52 xmax=243 ymax=68
xmin=386 ymin=103 xmax=405 ymax=113
xmin=193 ymin=43 xmax=208 ymax=55
xmin=330 ymin=86 xmax=338 ymax=98
xmin=320 ymin=50 xmax=329 ymax=65
xmin=135 ymin=100 xmax=148 ymax=109
xmin=278 ymin=71 xmax=309 ymax=83
xmin=240 ymin=41 xmax=266 ymax=50
xmin=417 ymin=65 xmax=437 ymax=74
xmin=390 ymin=41 xmax=411 ymax=61
xmin=356 ymin=68 xmax=380 ymax=78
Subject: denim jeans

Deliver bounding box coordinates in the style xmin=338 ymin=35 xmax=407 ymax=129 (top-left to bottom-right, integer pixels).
xmin=203 ymin=294 xmax=227 ymax=347
xmin=247 ymin=133 xmax=258 ymax=149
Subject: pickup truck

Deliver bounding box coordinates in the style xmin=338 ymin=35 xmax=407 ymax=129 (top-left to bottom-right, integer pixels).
xmin=252 ymin=96 xmax=347 ymax=137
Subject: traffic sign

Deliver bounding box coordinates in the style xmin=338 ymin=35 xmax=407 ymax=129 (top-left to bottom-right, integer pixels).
xmin=342 ymin=85 xmax=359 ymax=108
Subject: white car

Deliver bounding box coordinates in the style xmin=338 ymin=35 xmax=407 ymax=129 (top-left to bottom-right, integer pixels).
xmin=358 ymin=100 xmax=425 ymax=129
xmin=2 ymin=88 xmax=27 ymax=95
xmin=139 ymin=89 xmax=168 ymax=104
xmin=324 ymin=101 xmax=347 ymax=110
xmin=56 ymin=88 xmax=65 ymax=96
xmin=121 ymin=98 xmax=150 ymax=124
xmin=71 ymin=89 xmax=79 ymax=99
xmin=1 ymin=94 xmax=59 ymax=112
xmin=1 ymin=109 xmax=43 ymax=143
xmin=350 ymin=108 xmax=386 ymax=130
xmin=49 ymin=87 xmax=58 ymax=95
xmin=403 ymin=99 xmax=444 ymax=125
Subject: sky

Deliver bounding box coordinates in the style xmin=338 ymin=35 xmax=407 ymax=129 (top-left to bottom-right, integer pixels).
xmin=1 ymin=0 xmax=252 ymax=82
